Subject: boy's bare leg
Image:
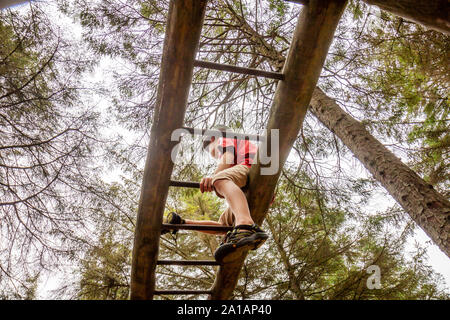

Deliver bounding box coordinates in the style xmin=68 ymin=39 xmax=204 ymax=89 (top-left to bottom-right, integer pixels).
xmin=184 ymin=219 xmax=227 ymax=235
xmin=213 ymin=179 xmax=254 ymax=226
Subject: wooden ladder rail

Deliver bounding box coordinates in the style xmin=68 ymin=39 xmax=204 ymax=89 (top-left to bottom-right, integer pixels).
xmin=193 ymin=60 xmax=284 ymax=80
xmin=129 ymin=0 xmax=209 ymax=300
xmin=209 ymin=0 xmax=348 ymax=299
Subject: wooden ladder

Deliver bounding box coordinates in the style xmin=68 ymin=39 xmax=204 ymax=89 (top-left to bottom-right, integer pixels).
xmin=129 ymin=0 xmax=285 ymax=299
xmin=130 ymin=0 xmax=347 ymax=300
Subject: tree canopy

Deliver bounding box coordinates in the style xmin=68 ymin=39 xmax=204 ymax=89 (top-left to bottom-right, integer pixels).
xmin=1 ymin=0 xmax=448 ymax=299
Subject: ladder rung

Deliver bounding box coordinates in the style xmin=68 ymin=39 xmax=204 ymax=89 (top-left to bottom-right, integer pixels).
xmin=169 ymin=180 xmax=200 ymax=188
xmin=194 ymin=60 xmax=284 ymax=80
xmin=162 ymin=223 xmax=233 ymax=232
xmin=157 ymin=260 xmax=220 ymax=266
xmin=153 ymin=290 xmax=212 ymax=295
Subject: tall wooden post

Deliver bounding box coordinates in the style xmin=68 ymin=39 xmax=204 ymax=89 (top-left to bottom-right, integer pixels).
xmin=130 ymin=0 xmax=207 ymax=300
xmin=209 ymin=0 xmax=348 ymax=300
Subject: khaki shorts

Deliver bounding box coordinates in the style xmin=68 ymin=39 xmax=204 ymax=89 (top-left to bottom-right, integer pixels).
xmin=211 ymin=164 xmax=250 ymax=227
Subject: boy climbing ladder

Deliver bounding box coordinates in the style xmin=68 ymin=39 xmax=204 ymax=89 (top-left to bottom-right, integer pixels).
xmin=163 ymin=125 xmax=269 ymax=264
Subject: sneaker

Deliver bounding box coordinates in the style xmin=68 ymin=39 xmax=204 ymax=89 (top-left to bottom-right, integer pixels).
xmin=161 ymin=212 xmax=185 ymax=235
xmin=214 ymin=224 xmax=268 ymax=264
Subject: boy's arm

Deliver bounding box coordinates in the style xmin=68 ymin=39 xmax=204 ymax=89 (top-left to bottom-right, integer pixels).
xmin=200 ymin=151 xmax=235 ymax=193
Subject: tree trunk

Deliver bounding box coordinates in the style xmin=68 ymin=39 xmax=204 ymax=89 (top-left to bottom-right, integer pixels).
xmin=361 ymin=0 xmax=450 ymax=35
xmin=310 ymin=88 xmax=450 ymax=257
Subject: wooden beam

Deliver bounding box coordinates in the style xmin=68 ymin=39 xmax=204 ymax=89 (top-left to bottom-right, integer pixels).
xmin=169 ymin=180 xmax=250 ymax=193
xmin=362 ymin=0 xmax=450 ymax=35
xmin=209 ymin=0 xmax=348 ymax=300
xmin=161 ymin=223 xmax=233 ymax=232
xmin=0 ymin=0 xmax=30 ymax=10
xmin=129 ymin=0 xmax=207 ymax=300
xmin=157 ymin=260 xmax=220 ymax=266
xmin=193 ymin=60 xmax=284 ymax=80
